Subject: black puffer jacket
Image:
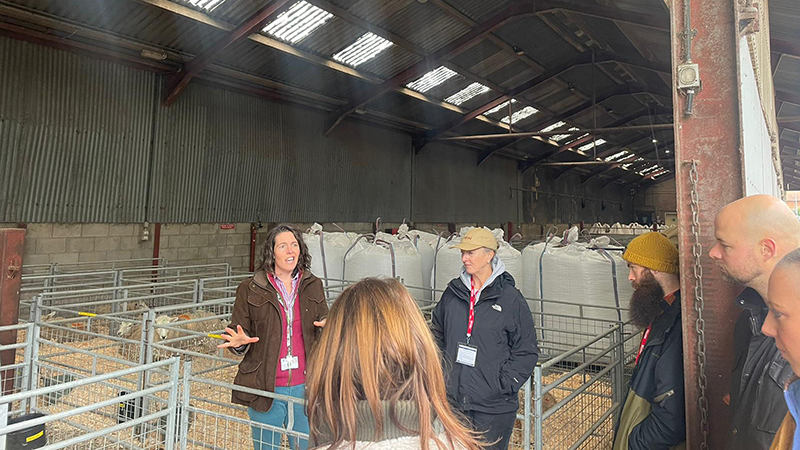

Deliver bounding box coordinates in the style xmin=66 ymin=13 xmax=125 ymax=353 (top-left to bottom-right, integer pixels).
xmin=431 ymin=270 xmax=539 ymax=414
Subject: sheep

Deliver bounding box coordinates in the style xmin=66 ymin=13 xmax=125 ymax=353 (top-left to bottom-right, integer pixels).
xmin=116 ymin=310 xmax=227 ymax=361
xmin=158 ymin=310 xmax=228 ymax=356
xmin=116 ymin=315 xmax=175 ymax=362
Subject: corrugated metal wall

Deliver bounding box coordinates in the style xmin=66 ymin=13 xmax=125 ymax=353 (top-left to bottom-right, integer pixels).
xmin=0 ymin=37 xmax=155 ymax=222
xmin=414 ymin=142 xmax=519 ymax=223
xmin=150 ymin=82 xmax=413 ymax=223
xmin=521 ymin=168 xmax=635 ymax=224
xmin=0 ymin=35 xmax=611 ymax=225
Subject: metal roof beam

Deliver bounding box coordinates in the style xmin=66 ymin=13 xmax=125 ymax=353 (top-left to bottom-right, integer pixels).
xmin=474 ymin=85 xmax=670 ymax=164
xmin=537 ymin=0 xmax=669 ymax=32
xmin=322 ymin=1 xmax=543 ymax=135
xmin=163 ymin=0 xmax=293 ymax=106
xmin=423 ymin=52 xmax=671 ymax=144
xmin=520 ymin=112 xmax=672 ymax=171
xmin=578 ymin=141 xmax=674 ymax=183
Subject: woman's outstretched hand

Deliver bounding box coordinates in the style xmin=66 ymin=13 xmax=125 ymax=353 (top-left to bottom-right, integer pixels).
xmin=217 ymin=325 xmax=259 ymax=348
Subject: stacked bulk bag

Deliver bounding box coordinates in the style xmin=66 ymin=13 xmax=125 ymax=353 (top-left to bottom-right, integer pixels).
xmin=343 ymin=233 xmax=425 ymax=300
xmin=303 ymin=223 xmax=358 ymax=286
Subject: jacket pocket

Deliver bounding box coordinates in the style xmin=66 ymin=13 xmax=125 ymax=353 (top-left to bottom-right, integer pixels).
xmin=246 ymin=293 xmax=270 ymax=321
xmin=234 ymin=358 xmax=263 ymax=402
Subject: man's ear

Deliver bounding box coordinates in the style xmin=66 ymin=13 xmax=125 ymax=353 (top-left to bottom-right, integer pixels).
xmin=761 ymin=238 xmax=778 ymax=261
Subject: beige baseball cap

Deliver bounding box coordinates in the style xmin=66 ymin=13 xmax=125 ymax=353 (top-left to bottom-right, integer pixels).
xmin=451 ymin=228 xmax=499 ymax=251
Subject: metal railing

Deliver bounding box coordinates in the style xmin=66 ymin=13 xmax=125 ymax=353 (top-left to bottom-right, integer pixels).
xmin=8 ymin=260 xmax=643 ymax=450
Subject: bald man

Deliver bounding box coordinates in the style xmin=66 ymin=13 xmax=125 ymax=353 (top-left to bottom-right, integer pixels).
xmin=709 ymin=194 xmax=800 ymax=450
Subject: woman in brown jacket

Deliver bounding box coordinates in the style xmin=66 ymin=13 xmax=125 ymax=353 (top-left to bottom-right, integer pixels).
xmin=218 ymin=224 xmax=328 ymax=450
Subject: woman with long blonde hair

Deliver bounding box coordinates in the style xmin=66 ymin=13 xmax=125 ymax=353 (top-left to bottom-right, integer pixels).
xmin=306 ymin=278 xmax=487 ymax=450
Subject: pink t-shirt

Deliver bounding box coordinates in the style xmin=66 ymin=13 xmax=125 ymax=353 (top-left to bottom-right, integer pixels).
xmin=269 ymin=273 xmax=306 ymax=387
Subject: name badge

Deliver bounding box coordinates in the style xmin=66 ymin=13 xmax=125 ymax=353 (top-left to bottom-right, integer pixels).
xmin=456 ymin=343 xmax=478 ymax=367
xmin=280 ymin=355 xmax=299 ymax=371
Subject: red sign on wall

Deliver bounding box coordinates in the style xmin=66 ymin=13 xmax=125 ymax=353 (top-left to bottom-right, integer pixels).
xmin=220 ymin=224 xmax=235 ymax=230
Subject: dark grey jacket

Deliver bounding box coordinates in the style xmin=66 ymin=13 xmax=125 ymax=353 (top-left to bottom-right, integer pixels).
xmin=728 ymin=288 xmax=793 ymax=450
xmin=431 ymin=269 xmax=539 ymax=414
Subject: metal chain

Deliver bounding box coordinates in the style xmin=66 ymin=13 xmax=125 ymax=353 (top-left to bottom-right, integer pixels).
xmin=689 ymin=161 xmax=710 ymax=450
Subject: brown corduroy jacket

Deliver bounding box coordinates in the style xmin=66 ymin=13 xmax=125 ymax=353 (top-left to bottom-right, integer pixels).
xmin=228 ymin=270 xmax=328 ymax=412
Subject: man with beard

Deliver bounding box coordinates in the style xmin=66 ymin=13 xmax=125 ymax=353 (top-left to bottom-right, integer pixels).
xmin=614 ymin=232 xmax=685 ymax=450
xmin=709 ymin=195 xmax=800 ymax=449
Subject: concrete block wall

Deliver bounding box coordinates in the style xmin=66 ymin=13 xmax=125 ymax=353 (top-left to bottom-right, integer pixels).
xmin=158 ymin=223 xmax=255 ymax=269
xmin=4 ymin=221 xmax=548 ymax=272
xmin=0 ymin=223 xmax=155 ymax=267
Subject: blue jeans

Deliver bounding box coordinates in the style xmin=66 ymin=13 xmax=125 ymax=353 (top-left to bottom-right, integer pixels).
xmin=247 ymin=384 xmax=309 ymax=450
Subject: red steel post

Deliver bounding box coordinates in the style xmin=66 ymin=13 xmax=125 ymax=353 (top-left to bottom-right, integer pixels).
xmin=0 ymin=228 xmax=25 ymax=396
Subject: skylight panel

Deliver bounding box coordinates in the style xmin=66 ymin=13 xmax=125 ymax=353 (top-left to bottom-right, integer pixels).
xmin=406 ymin=66 xmax=459 ymax=93
xmin=333 ymin=32 xmax=394 ymax=67
xmin=539 ymin=121 xmax=567 ymax=132
xmin=180 ymin=0 xmax=227 ymax=11
xmin=502 ymin=106 xmax=538 ymax=124
xmin=552 ymin=127 xmax=579 ymax=142
xmin=604 ymin=150 xmax=630 ymax=162
xmin=639 ymin=165 xmax=661 ymax=176
xmin=564 ymin=133 xmax=590 ymax=145
xmin=622 ymin=157 xmax=645 ymax=171
xmin=651 ymin=170 xmax=669 ymax=179
xmin=444 ymin=82 xmax=491 ymax=106
xmin=485 ymin=100 xmax=517 ymax=116
xmin=577 ymin=139 xmax=607 ymax=152
xmin=263 ymin=1 xmax=333 ymax=44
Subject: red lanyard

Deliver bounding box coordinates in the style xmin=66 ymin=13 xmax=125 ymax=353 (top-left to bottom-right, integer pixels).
xmin=467 ymin=277 xmax=478 ymax=343
xmin=635 ymin=324 xmax=652 ymax=364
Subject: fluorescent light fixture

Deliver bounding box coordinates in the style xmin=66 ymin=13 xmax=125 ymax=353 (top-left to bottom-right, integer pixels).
xmin=180 ymin=0 xmax=227 ymax=11
xmin=333 ymin=32 xmax=394 ymax=67
xmin=577 ymin=139 xmax=607 ymax=152
xmin=651 ymin=170 xmax=669 ymax=179
xmin=444 ymin=82 xmax=491 ymax=106
xmin=263 ymin=1 xmax=333 ymax=44
xmin=406 ymin=66 xmax=459 ymax=93
xmin=502 ymin=106 xmax=538 ymax=124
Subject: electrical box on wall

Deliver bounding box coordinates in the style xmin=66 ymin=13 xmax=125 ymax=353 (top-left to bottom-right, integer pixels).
xmin=664 ymin=212 xmax=678 ymax=228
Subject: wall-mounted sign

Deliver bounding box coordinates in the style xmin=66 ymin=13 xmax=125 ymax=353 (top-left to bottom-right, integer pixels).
xmin=220 ymin=224 xmax=235 ymax=230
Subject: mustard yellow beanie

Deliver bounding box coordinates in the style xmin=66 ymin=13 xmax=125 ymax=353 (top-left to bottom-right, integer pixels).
xmin=622 ymin=232 xmax=679 ymax=274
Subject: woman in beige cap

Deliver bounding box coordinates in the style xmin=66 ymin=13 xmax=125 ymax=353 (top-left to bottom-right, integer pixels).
xmin=431 ymin=228 xmax=539 ymax=450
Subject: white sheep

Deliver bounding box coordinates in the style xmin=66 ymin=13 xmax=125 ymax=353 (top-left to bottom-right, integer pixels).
xmin=158 ymin=310 xmax=227 ymax=356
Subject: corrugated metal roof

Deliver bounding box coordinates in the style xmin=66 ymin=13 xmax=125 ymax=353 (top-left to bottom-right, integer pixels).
xmin=445 ymin=0 xmax=519 ymax=24
xmin=0 ymin=0 xmax=678 ymax=178
xmin=375 ymin=1 xmax=470 ymax=54
xmin=12 ymin=0 xmax=225 ymax=55
xmin=0 ymin=36 xmax=154 ymax=222
xmin=494 ymin=16 xmax=584 ymax=70
xmin=215 ymin=40 xmax=369 ymax=99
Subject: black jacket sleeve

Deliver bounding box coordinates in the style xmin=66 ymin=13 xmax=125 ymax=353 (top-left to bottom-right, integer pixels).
xmin=628 ymin=330 xmax=686 ymax=449
xmin=431 ymin=293 xmax=447 ymax=353
xmin=499 ymin=291 xmax=540 ymax=394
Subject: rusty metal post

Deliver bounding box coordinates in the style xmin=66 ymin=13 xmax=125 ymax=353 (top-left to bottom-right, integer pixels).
xmin=0 ymin=228 xmax=25 ymax=396
xmin=671 ymin=0 xmax=744 ymax=448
